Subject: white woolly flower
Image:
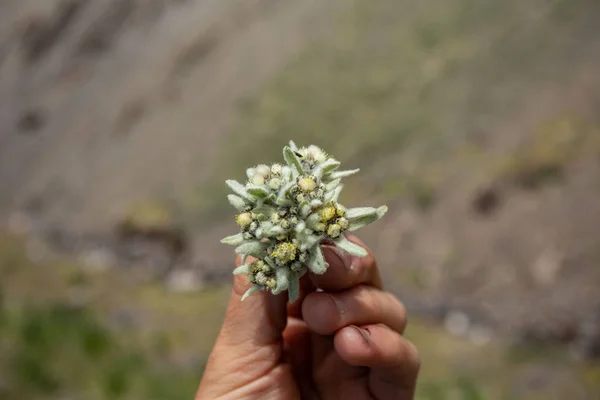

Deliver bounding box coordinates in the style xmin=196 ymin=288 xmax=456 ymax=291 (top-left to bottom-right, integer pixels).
xmin=222 ymin=141 xmax=388 ymax=303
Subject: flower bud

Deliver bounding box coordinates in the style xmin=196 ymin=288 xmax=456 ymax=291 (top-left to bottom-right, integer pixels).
xmin=337 ymin=217 xmax=349 ymax=230
xmin=255 ymin=271 xmax=268 ymax=285
xmin=235 ymin=212 xmax=253 ymax=229
xmin=266 ymin=278 xmax=277 ymax=289
xmin=269 ymin=178 xmax=282 ymax=190
xmin=307 ymin=145 xmax=327 ymax=163
xmin=271 ymin=242 xmax=298 ymax=263
xmin=327 ymin=224 xmax=342 ymax=238
xmin=251 ymin=175 xmax=265 ymax=186
xmin=319 ymin=206 xmax=336 ymax=222
xmin=298 ymin=177 xmax=317 ymax=192
xmin=271 ymin=163 xmax=283 ymax=175
xmin=255 ymin=164 xmax=271 ymax=177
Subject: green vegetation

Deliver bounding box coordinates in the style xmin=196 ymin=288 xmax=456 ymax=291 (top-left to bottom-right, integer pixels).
xmin=0 ymin=234 xmax=229 ymax=400
xmin=186 ymin=0 xmax=600 ymax=222
xmin=1 ymin=232 xmax=600 ymax=398
xmin=0 ymin=302 xmax=202 ymax=400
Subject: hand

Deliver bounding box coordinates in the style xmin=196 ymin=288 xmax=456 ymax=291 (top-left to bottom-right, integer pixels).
xmin=196 ymin=235 xmax=420 ymax=399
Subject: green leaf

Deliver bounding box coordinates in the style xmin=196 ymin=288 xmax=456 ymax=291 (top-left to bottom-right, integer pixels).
xmin=347 ymin=206 xmax=388 ymax=231
xmin=252 ymin=203 xmax=276 ymax=216
xmin=334 ymin=235 xmax=368 ymax=257
xmin=233 ymin=264 xmax=251 ymax=275
xmin=324 ymin=185 xmax=343 ymax=203
xmin=226 ymin=180 xmax=256 ymax=203
xmin=308 ymin=246 xmax=328 ymax=274
xmin=272 ymin=268 xmax=290 ymax=295
xmin=321 ymin=158 xmax=341 ymax=173
xmin=277 ymin=181 xmax=296 ymax=205
xmin=330 ymin=169 xmax=360 ymax=180
xmin=227 ymin=194 xmax=247 ymax=211
xmin=346 ymin=207 xmax=378 ymax=220
xmin=325 ymin=179 xmax=341 ymax=191
xmin=305 ymin=213 xmax=320 ymax=229
xmin=241 ymin=286 xmax=260 ymax=301
xmin=300 ymin=203 xmax=312 ymax=219
xmin=235 ymin=241 xmax=269 ymax=257
xmin=220 ymin=233 xmax=245 ymax=245
xmin=283 ymin=146 xmax=305 ymax=175
xmin=246 ymin=184 xmax=270 ymax=198
xmin=301 ymin=234 xmax=323 ymax=251
xmin=288 ymin=271 xmax=300 ymax=303
xmin=309 ymin=199 xmax=323 ymax=209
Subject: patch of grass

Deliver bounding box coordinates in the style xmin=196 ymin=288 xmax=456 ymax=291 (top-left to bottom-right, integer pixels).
xmin=0 ymin=302 xmax=201 ymax=400
xmin=0 ymin=233 xmax=226 ymax=399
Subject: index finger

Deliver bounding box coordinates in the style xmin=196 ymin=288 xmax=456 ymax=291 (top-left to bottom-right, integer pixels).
xmin=309 ymin=235 xmax=382 ymax=291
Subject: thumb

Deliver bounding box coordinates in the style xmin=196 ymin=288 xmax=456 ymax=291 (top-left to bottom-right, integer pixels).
xmin=214 ymin=254 xmax=289 ymax=352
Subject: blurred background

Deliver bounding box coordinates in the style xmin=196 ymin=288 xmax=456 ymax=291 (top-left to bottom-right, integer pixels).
xmin=1 ymin=0 xmax=600 ymax=398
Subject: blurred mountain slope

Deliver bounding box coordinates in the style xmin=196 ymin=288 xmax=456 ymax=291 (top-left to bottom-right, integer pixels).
xmin=0 ymin=0 xmax=344 ymax=231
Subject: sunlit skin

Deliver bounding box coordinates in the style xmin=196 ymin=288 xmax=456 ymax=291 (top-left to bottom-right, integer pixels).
xmin=196 ymin=235 xmax=420 ymax=399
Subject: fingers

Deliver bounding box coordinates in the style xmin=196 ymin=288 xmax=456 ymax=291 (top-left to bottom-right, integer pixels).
xmin=311 ymin=235 xmax=382 ymax=291
xmin=334 ymin=324 xmax=420 ymax=399
xmin=302 ymin=284 xmax=407 ymax=335
xmin=215 ymin=254 xmax=288 ymax=351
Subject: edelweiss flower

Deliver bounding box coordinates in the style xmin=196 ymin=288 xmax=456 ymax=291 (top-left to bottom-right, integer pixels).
xmin=221 ymin=141 xmax=388 ymax=303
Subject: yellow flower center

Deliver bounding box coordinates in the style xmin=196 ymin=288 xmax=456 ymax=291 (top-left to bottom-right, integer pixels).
xmin=298 ymin=178 xmax=317 ymax=192
xmin=271 ymin=242 xmax=298 ymax=263
xmin=319 ymin=206 xmax=337 ymax=222
xmin=235 ymin=212 xmax=253 ymax=229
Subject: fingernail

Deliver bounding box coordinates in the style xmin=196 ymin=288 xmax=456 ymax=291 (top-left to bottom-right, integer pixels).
xmin=350 ymin=325 xmax=370 ymax=344
xmin=322 ymin=245 xmax=352 ymax=269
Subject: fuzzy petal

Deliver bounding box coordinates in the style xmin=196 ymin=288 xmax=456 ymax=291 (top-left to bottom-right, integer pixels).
xmin=305 ymin=213 xmax=320 ymax=229
xmin=227 ymin=194 xmax=248 ymax=211
xmin=329 ymin=169 xmax=360 ymax=180
xmin=221 ymin=233 xmax=245 ymax=245
xmin=321 ymin=158 xmax=341 ymax=173
xmin=347 ymin=206 xmax=388 ymax=231
xmin=283 ymin=146 xmax=305 ymax=175
xmin=288 ymin=271 xmax=300 ymax=303
xmin=246 ymin=184 xmax=270 ymax=198
xmin=272 ymin=267 xmax=290 ymax=295
xmin=334 ymin=235 xmax=368 ymax=257
xmin=226 ymin=180 xmax=256 ymax=203
xmin=300 ymin=203 xmax=312 ymax=219
xmin=233 ymin=263 xmax=251 ymax=275
xmin=324 ymin=185 xmax=343 ymax=203
xmin=309 ymin=199 xmax=323 ymax=209
xmin=235 ymin=241 xmax=269 ymax=257
xmin=241 ymin=286 xmax=260 ymax=301
xmin=308 ymin=246 xmax=328 ymax=274
xmin=325 ymin=179 xmax=341 ymax=192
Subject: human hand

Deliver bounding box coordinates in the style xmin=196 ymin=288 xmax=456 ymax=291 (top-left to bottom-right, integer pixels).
xmin=195 ymin=235 xmax=420 ymax=399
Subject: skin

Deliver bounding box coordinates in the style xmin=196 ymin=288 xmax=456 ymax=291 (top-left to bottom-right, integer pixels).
xmin=196 ymin=235 xmax=420 ymax=399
